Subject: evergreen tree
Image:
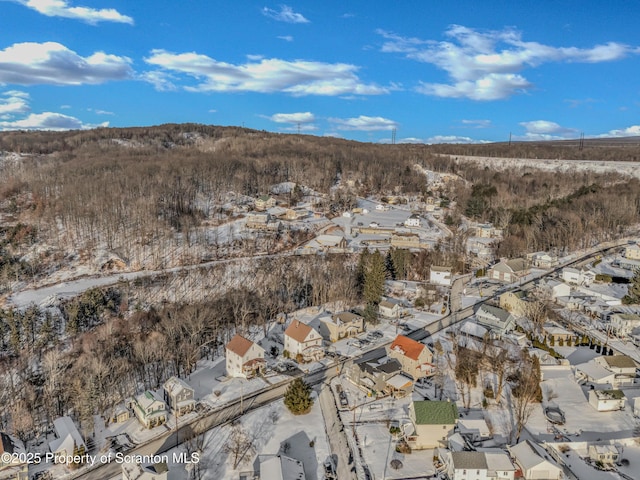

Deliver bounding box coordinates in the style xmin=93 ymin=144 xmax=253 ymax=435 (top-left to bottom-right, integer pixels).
xmin=284 ymin=378 xmax=314 ymax=415
xmin=363 ymin=249 xmax=386 ymax=305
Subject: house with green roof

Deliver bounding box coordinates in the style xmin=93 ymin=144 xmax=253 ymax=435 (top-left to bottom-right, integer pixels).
xmin=407 ymin=400 xmax=458 ymax=449
xmin=132 ymin=391 xmax=167 ymax=429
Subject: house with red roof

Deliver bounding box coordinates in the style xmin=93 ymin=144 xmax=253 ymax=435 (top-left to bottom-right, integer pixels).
xmin=284 ymin=320 xmax=324 ymax=362
xmin=225 ymin=334 xmax=266 ymax=379
xmin=386 ymin=334 xmax=434 ymax=379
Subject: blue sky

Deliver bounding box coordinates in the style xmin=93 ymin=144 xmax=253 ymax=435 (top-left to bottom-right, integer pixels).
xmin=1 ymin=0 xmax=639 ymax=143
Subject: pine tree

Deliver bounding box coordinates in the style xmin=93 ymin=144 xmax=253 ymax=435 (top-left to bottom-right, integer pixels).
xmin=364 ymin=249 xmax=386 ymax=305
xmin=284 ymin=378 xmax=314 ymax=415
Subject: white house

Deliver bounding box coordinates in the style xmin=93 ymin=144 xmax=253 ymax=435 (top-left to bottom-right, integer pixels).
xmin=225 ymin=334 xmax=266 ymax=379
xmin=163 ymin=376 xmax=196 ymax=416
xmin=49 ymin=416 xmax=86 ymax=463
xmin=404 ymin=214 xmax=421 ymax=227
xmin=610 ymin=313 xmax=640 ymax=337
xmin=259 ymin=454 xmax=306 ymax=480
xmin=132 ymin=391 xmax=167 ymax=429
xmin=562 ymin=267 xmax=596 ymax=286
xmin=488 ymin=258 xmax=529 ymax=283
xmin=537 ymin=279 xmax=571 ymax=300
xmin=122 ymin=461 xmax=169 ymax=480
xmin=284 ymin=320 xmax=324 ymax=362
xmin=624 ymin=243 xmax=640 ymax=260
xmin=430 ymin=266 xmax=453 ymax=286
xmin=475 ymin=305 xmax=515 ymax=337
xmin=588 ymin=389 xmax=626 ymax=411
xmin=530 ymin=252 xmax=559 ymax=269
xmin=594 ymin=355 xmax=636 ymax=386
xmin=379 ymin=299 xmax=401 ymax=319
xmin=446 ymin=451 xmax=515 ymax=480
xmin=508 ymin=441 xmax=563 ymax=480
xmin=588 ymin=445 xmax=619 ymax=466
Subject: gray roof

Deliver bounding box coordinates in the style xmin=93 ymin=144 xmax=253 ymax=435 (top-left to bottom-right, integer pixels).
xmin=478 ymin=304 xmax=512 ymax=323
xmin=451 ymin=452 xmax=488 ymax=470
xmin=602 ymin=355 xmax=637 ymax=369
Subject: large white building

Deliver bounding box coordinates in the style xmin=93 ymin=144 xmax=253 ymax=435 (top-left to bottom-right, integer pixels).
xmin=430 ymin=266 xmax=452 ymax=286
xmin=225 ymin=334 xmax=266 ymax=379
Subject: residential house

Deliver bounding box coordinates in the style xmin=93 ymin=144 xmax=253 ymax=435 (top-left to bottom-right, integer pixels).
xmin=575 ymin=360 xmax=619 ymax=387
xmin=282 ymin=207 xmax=308 ymax=221
xmin=536 ymin=279 xmax=571 ymax=301
xmin=508 ymin=441 xmax=563 ymax=480
xmin=163 ymin=376 xmax=196 ymax=416
xmin=0 ymin=433 xmax=28 ymax=480
xmin=255 ymin=195 xmax=276 ymax=211
xmin=624 ymin=243 xmax=640 ymax=260
xmin=49 ymin=416 xmax=87 ymax=463
xmin=404 ymin=214 xmax=421 ymax=227
xmin=245 ymin=212 xmax=281 ymax=231
xmin=347 ymin=358 xmax=406 ymax=397
xmin=475 ymin=224 xmax=503 ymax=238
xmin=430 ymin=266 xmax=453 ymax=286
xmin=594 ymin=355 xmax=636 ymax=386
xmin=445 ymin=451 xmax=516 ymax=480
xmin=529 ymin=252 xmax=559 ymax=269
xmin=458 ymin=417 xmax=491 ymax=443
xmin=318 ymin=312 xmax=364 ymax=343
xmin=132 ymin=391 xmax=168 ymax=429
xmin=111 ymin=405 xmax=130 ymax=424
xmin=475 ymin=305 xmax=515 ymax=338
xmin=499 ymin=291 xmax=529 ymax=317
xmin=488 ymin=258 xmax=529 ymax=283
xmin=315 ymin=234 xmax=347 ymax=250
xmin=284 ymin=320 xmax=324 ymax=362
xmin=407 ymin=400 xmax=458 ymax=449
xmin=619 ymin=257 xmax=640 ymax=271
xmin=542 ymin=323 xmax=575 ymax=345
xmin=588 ymin=389 xmax=626 ymax=411
xmin=379 ymin=299 xmax=402 ymax=319
xmin=562 ymin=267 xmax=596 ymax=286
xmin=390 ymin=232 xmax=422 ymax=249
xmin=588 ymin=445 xmax=619 ymax=466
xmin=609 ymin=313 xmax=640 ymax=337
xmin=226 ymin=334 xmax=266 ymax=379
xmin=259 ymin=454 xmax=306 ymax=480
xmin=387 ymin=335 xmax=434 ymax=379
xmin=122 ymin=461 xmax=169 ymax=480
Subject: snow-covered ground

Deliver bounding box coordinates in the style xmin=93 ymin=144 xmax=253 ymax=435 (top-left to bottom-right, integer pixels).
xmin=445 ymin=155 xmax=640 ymax=180
xmin=159 ymin=392 xmax=331 ymax=480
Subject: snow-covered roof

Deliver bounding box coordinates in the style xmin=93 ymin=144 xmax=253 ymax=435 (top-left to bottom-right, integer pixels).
xmin=485 ymin=452 xmax=516 ymax=472
xmin=260 ymin=454 xmax=306 ymax=480
xmin=49 ymin=416 xmax=86 ymax=455
xmin=509 ymin=440 xmax=558 ymax=472
xmin=576 ymin=360 xmax=615 ymax=382
xmin=385 ymin=374 xmax=413 ymax=390
xmin=164 ymin=376 xmax=193 ymax=396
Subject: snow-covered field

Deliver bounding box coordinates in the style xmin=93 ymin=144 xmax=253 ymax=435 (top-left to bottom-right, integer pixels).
xmin=445 ymin=155 xmax=640 ymax=179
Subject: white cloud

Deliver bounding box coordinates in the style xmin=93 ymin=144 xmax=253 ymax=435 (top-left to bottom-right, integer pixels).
xmin=599 ymin=125 xmax=640 ymax=138
xmin=277 ymin=35 xmax=294 ymax=42
xmin=208 ymin=109 xmax=217 ymax=113
xmin=329 ymin=115 xmax=398 ymax=131
xmin=380 ymin=25 xmax=639 ymax=100
xmin=18 ymin=0 xmax=133 ymax=25
xmin=268 ymin=112 xmax=315 ymax=124
xmin=461 ymin=119 xmax=492 ymax=128
xmin=144 ymin=50 xmax=388 ymax=96
xmin=519 ymin=120 xmax=577 ymax=135
xmin=425 ymin=135 xmax=485 ymax=144
xmin=0 ymin=42 xmax=133 ymax=85
xmin=262 ymin=5 xmax=309 ymax=24
xmin=0 ymin=90 xmax=30 ymax=116
xmin=91 ymin=109 xmax=114 ymax=115
xmin=515 ymin=119 xmax=578 ymax=141
xmin=0 ymin=111 xmax=108 ymax=130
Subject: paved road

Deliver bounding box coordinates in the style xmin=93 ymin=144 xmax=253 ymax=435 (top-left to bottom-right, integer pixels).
xmin=318 ymin=384 xmax=356 ymax=480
